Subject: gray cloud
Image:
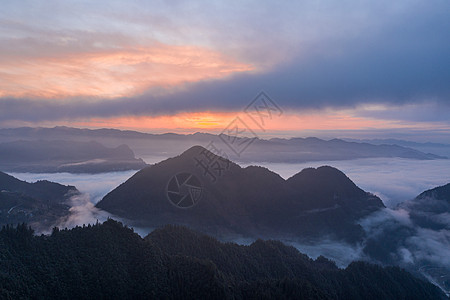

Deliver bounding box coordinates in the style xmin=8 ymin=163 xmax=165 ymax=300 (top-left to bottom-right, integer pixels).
xmin=0 ymin=1 xmax=449 ymax=123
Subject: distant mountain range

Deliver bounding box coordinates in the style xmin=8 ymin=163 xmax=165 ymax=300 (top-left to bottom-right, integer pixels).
xmin=0 ymin=127 xmax=445 ymax=170
xmin=344 ymin=138 xmax=450 ymax=157
xmin=0 ymin=171 xmax=78 ymax=230
xmin=0 ymin=140 xmax=147 ymax=173
xmin=0 ymin=219 xmax=445 ymax=299
xmin=97 ymin=145 xmax=385 ymax=242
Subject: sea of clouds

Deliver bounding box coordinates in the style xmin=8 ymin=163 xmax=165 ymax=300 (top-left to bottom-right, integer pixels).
xmin=10 ymin=157 xmax=450 ymax=294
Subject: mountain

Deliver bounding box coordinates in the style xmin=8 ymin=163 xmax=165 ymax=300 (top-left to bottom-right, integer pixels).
xmin=0 ymin=140 xmax=147 ymax=173
xmin=415 ymin=183 xmax=450 ymax=203
xmin=0 ymin=219 xmax=445 ymax=299
xmin=0 ymin=126 xmax=445 ymax=164
xmin=260 ymin=137 xmax=446 ymax=162
xmin=0 ymin=171 xmax=78 ymax=229
xmin=400 ymin=183 xmax=450 ymax=230
xmin=361 ymin=183 xmax=450 ymax=294
xmin=97 ymin=146 xmax=384 ymax=242
xmin=344 ymin=138 xmax=450 ymax=157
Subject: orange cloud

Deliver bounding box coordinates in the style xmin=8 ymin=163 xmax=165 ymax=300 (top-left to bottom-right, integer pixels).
xmin=70 ymin=109 xmax=419 ymax=134
xmin=0 ymin=44 xmax=253 ymax=99
xmin=73 ymin=112 xmax=236 ymax=133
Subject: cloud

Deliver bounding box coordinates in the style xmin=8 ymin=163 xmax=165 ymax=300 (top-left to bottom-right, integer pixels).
xmin=357 ymin=201 xmax=450 ymax=294
xmin=406 ymin=228 xmax=450 ymax=267
xmin=354 ymin=103 xmax=450 ymax=124
xmin=9 ymin=171 xmax=156 ymax=237
xmin=10 ymin=171 xmax=136 ymax=203
xmin=9 ymin=161 xmax=449 ymax=292
xmin=255 ymin=158 xmax=450 ymax=207
xmin=0 ymin=1 xmax=449 ymax=124
xmin=360 ymin=208 xmax=413 ymax=233
xmin=55 ymin=193 xmax=112 ymax=230
xmin=288 ymin=239 xmax=366 ymax=268
xmin=0 ymin=43 xmax=252 ymax=99
xmin=49 ymin=192 xmax=154 ymax=238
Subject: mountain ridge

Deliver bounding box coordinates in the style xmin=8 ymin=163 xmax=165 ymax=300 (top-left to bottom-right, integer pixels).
xmin=0 ymin=139 xmax=147 ymax=173
xmin=0 ymin=126 xmax=445 ymax=164
xmin=0 ymin=171 xmax=78 ymax=229
xmin=0 ymin=219 xmax=445 ymax=299
xmin=97 ymin=145 xmax=384 ymax=242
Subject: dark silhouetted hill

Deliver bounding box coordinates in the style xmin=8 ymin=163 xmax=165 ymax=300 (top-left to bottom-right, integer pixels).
xmin=0 ymin=219 xmax=444 ymax=299
xmin=0 ymin=171 xmax=78 ymax=229
xmin=400 ymin=183 xmax=450 ymax=230
xmin=0 ymin=140 xmax=147 ymax=173
xmin=97 ymin=146 xmax=384 ymax=242
xmin=362 ymin=183 xmax=450 ymax=294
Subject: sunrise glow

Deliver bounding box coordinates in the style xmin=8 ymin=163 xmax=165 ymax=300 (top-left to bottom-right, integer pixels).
xmin=0 ymin=44 xmax=253 ymax=99
xmin=0 ymin=1 xmax=448 ymax=141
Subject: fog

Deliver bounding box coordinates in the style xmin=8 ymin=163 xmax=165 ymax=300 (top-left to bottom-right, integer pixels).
xmin=10 ymin=170 xmax=137 ymax=204
xmin=285 ymin=206 xmax=449 ymax=293
xmin=360 ymin=207 xmax=450 ymax=294
xmin=9 ymin=157 xmax=449 ymax=294
xmin=54 ymin=193 xmax=112 ymax=232
xmin=10 ymin=157 xmax=450 ymax=231
xmin=248 ymin=158 xmax=450 ymax=207
xmin=9 ymin=170 xmax=142 ymax=234
xmin=287 ymin=239 xmax=366 ymax=267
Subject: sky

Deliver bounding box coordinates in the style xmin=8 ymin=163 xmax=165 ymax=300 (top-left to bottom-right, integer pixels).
xmin=0 ymin=0 xmax=449 ymax=141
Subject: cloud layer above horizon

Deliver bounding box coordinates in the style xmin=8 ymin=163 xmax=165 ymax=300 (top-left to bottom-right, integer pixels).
xmin=0 ymin=0 xmax=449 ymax=137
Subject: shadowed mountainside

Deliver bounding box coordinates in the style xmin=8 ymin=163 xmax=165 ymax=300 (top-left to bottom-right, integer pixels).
xmin=0 ymin=140 xmax=147 ymax=173
xmin=97 ymin=146 xmax=384 ymax=242
xmin=401 ymin=183 xmax=450 ymax=230
xmin=0 ymin=171 xmax=78 ymax=229
xmin=0 ymin=219 xmax=445 ymax=299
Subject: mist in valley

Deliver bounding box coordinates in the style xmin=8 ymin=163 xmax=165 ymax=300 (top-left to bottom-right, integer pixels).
xmin=10 ymin=155 xmax=450 ymax=294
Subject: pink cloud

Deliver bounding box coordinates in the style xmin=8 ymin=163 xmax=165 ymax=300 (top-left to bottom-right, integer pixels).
xmin=0 ymin=43 xmax=253 ymax=99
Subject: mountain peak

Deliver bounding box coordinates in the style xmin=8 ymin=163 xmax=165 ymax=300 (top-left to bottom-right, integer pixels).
xmin=97 ymin=146 xmax=385 ymax=241
xmin=285 ymin=166 xmax=384 ymax=218
xmin=180 ymin=145 xmax=208 ymax=157
xmin=174 ymin=145 xmax=237 ymax=172
xmin=416 ymin=183 xmax=450 ymax=202
xmin=287 ymin=166 xmax=358 ymax=191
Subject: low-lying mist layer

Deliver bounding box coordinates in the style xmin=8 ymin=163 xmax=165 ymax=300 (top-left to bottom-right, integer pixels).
xmin=10 ymin=160 xmax=450 ymax=295
xmin=252 ymin=158 xmax=450 ymax=207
